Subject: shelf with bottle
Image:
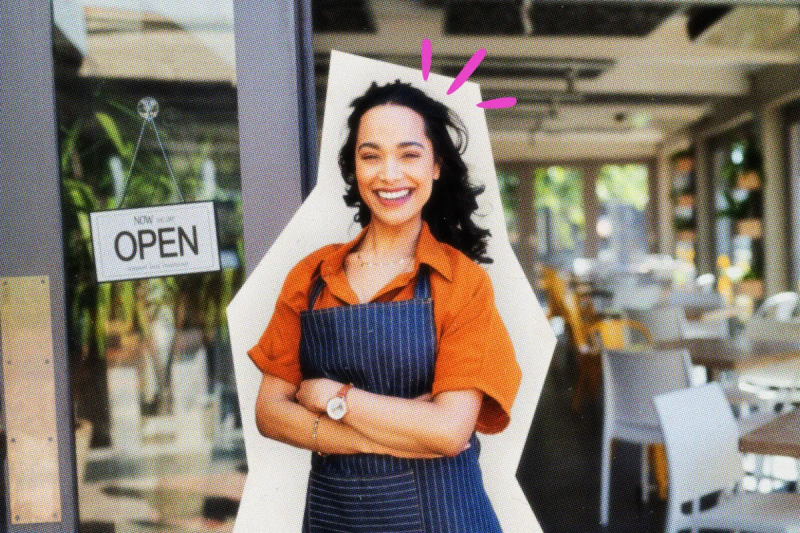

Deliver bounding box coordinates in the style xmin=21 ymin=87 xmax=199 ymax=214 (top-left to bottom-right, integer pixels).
xmin=735 ymin=170 xmax=761 ymax=191
xmin=736 ymin=218 xmax=762 ymax=240
xmin=671 ymin=150 xmax=697 ymax=251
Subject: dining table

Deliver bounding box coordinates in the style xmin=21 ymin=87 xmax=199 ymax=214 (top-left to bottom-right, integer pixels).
xmin=739 ymin=409 xmax=800 ymax=459
xmin=654 ymin=336 xmax=800 ymax=376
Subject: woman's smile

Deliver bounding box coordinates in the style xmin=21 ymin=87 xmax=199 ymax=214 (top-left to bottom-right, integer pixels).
xmin=374 ymin=187 xmax=415 ymax=206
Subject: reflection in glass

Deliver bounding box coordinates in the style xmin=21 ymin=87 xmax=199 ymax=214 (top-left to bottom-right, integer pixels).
xmin=52 ymin=1 xmax=245 ymax=530
xmin=497 ymin=168 xmax=520 ymax=246
xmin=595 ymin=164 xmax=649 ymax=266
xmin=534 ymin=166 xmax=585 ymax=269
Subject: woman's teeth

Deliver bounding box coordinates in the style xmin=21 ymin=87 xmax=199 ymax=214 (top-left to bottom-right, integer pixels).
xmin=377 ymin=189 xmax=411 ymax=200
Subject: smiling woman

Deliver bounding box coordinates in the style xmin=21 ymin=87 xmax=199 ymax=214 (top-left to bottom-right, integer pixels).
xmin=339 ymin=81 xmax=491 ymax=265
xmin=248 ymin=80 xmax=522 ymax=533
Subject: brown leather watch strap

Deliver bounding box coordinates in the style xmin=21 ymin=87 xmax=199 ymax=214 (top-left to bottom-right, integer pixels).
xmin=337 ymin=383 xmax=354 ymax=399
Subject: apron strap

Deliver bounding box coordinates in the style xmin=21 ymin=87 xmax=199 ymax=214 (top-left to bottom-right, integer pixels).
xmin=413 ymin=264 xmax=431 ymax=300
xmin=307 ymin=263 xmax=431 ymax=310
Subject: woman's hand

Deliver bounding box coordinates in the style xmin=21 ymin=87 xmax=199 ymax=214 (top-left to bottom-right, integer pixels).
xmin=296 ymin=378 xmax=343 ymax=413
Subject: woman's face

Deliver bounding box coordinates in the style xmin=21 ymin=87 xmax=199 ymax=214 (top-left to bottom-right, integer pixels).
xmin=354 ymin=104 xmax=440 ymax=229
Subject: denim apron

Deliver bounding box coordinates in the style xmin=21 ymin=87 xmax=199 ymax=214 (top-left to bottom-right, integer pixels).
xmin=299 ymin=265 xmax=503 ymax=533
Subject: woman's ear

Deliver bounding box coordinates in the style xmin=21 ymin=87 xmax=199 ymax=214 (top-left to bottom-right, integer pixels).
xmin=433 ymin=161 xmax=441 ymax=181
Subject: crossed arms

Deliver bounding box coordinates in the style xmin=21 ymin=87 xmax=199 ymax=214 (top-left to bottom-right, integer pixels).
xmin=255 ymin=373 xmax=482 ymax=459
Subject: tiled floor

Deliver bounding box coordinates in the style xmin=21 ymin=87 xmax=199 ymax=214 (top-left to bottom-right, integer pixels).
xmin=79 ymin=455 xmax=245 ymax=533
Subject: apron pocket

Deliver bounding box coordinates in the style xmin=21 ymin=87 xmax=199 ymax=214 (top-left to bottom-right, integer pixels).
xmin=307 ymin=469 xmax=425 ymax=533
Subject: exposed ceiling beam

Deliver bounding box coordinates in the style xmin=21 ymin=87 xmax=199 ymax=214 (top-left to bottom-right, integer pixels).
xmin=483 ymin=90 xmax=746 ymax=107
xmin=314 ymin=34 xmax=798 ymax=64
xmin=314 ymin=52 xmax=614 ymax=79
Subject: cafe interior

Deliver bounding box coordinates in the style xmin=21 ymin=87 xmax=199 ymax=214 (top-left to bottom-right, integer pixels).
xmin=48 ymin=1 xmax=800 ymax=532
xmin=319 ymin=2 xmax=800 ymax=532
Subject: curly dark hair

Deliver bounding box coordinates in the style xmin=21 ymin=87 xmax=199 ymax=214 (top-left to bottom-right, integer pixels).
xmin=338 ymin=80 xmax=492 ymax=264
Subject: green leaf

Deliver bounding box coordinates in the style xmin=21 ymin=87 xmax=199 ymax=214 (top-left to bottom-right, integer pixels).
xmin=95 ymin=111 xmax=132 ymax=160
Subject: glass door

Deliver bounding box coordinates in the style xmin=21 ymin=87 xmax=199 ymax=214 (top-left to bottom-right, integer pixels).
xmin=52 ymin=2 xmax=245 ymax=530
xmin=46 ymin=1 xmax=315 ymax=531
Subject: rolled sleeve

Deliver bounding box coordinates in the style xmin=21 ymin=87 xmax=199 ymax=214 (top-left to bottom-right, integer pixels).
xmin=431 ymin=268 xmax=521 ymax=434
xmin=247 ymin=255 xmax=324 ymax=388
xmin=247 ymin=296 xmax=303 ymax=387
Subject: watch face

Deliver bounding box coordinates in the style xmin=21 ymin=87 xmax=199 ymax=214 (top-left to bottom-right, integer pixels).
xmin=327 ymin=397 xmax=346 ymax=420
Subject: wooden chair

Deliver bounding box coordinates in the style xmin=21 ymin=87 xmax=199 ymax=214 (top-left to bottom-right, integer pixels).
xmin=585 ymin=317 xmax=652 ymax=350
xmin=542 ymin=267 xmax=594 ymax=409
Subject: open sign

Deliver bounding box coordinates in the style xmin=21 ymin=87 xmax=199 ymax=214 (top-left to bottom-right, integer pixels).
xmin=90 ymin=201 xmax=221 ymax=283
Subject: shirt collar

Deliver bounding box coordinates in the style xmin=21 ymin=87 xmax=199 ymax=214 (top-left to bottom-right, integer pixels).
xmin=319 ymin=220 xmax=454 ymax=283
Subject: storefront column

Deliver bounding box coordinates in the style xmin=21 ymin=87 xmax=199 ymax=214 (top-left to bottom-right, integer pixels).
xmin=760 ymin=105 xmax=790 ymax=296
xmin=583 ymin=163 xmax=600 ymax=258
xmin=234 ymin=0 xmax=317 ymax=273
xmin=516 ymin=163 xmax=537 ymax=285
xmin=694 ymin=139 xmax=716 ymax=274
xmin=0 ymin=0 xmax=79 ymax=530
xmin=647 ymin=159 xmax=659 ymax=254
xmin=655 ymin=148 xmax=675 ymax=255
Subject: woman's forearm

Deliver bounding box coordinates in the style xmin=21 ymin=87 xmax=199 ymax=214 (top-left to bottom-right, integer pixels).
xmin=256 ymin=395 xmax=362 ymax=454
xmin=341 ymin=388 xmax=482 ymax=457
xmin=256 ymin=396 xmax=444 ymax=459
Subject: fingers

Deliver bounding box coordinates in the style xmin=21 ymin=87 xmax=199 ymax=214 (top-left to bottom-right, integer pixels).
xmin=392 ymin=450 xmax=445 ymax=460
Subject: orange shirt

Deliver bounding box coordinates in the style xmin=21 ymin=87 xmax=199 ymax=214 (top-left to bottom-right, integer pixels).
xmin=248 ymin=220 xmax=521 ymax=434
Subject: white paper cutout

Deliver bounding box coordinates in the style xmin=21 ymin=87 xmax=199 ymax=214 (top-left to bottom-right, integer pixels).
xmin=227 ymin=51 xmax=556 ymax=533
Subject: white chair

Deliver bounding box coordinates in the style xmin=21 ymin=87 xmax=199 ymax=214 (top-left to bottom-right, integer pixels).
xmin=626 ymin=306 xmax=772 ymax=420
xmin=739 ymin=358 xmax=800 ymax=408
xmin=599 ymin=347 xmax=692 ymax=525
xmin=756 ymin=292 xmax=800 ymax=322
xmin=654 ymin=383 xmax=800 ymax=533
xmin=625 ymin=306 xmax=684 ymax=342
xmin=695 ymin=272 xmax=716 ymax=293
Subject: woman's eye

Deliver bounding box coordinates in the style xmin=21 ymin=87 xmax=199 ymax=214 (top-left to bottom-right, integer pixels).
xmin=402 ymin=153 xmax=421 ymax=160
xmin=360 ymin=154 xmax=379 ymax=161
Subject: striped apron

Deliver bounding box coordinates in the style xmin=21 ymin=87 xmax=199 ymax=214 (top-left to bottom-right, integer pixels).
xmin=299 ymin=265 xmax=503 ymax=533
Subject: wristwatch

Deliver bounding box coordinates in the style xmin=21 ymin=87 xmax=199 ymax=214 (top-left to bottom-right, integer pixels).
xmin=326 ymin=383 xmax=354 ymax=420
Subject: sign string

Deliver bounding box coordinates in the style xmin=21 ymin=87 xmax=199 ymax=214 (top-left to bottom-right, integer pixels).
xmin=116 ymin=98 xmax=185 ymax=209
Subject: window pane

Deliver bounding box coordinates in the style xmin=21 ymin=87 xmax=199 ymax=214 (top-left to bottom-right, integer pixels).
xmin=52 ymin=1 xmax=245 ymax=529
xmin=534 ymin=166 xmax=585 ymax=269
xmin=497 ymin=167 xmax=521 ymax=247
xmin=595 ymin=164 xmax=649 ymax=266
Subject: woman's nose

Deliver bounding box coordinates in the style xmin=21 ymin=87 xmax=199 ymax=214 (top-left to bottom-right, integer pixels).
xmin=384 ymin=158 xmax=402 ymax=181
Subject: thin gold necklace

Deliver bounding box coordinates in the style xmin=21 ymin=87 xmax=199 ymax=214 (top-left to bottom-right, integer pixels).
xmin=354 ymin=229 xmax=414 ymax=268
xmin=354 ymin=252 xmax=413 ymax=268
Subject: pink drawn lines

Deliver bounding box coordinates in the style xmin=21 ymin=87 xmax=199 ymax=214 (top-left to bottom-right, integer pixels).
xmin=447 ymin=48 xmax=486 ymax=95
xmin=421 ymin=40 xmax=516 ymax=109
xmin=477 ymin=97 xmax=517 ymax=109
xmin=421 ymin=38 xmax=432 ymax=81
